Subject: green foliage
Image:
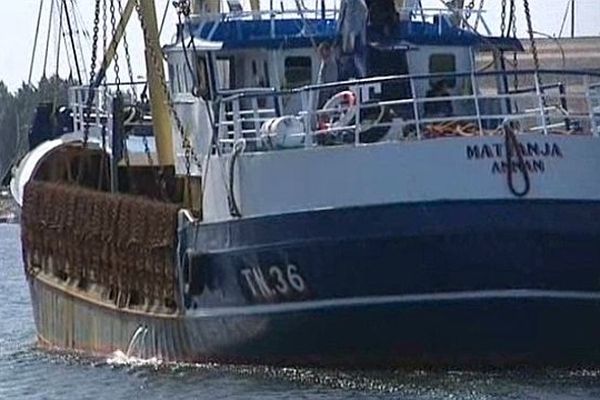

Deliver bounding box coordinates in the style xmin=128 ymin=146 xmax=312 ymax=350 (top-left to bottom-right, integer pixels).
xmin=0 ymin=75 xmax=72 ymax=183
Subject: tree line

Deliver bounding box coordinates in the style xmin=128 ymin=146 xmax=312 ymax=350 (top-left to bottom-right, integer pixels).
xmin=0 ymin=75 xmax=71 ymax=184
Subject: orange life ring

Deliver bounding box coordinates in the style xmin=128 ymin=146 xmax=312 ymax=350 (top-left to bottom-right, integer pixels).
xmin=319 ymin=90 xmax=358 ymax=131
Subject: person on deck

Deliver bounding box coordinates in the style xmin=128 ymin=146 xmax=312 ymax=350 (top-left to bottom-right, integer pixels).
xmin=367 ymin=0 xmax=398 ymax=37
xmin=317 ymin=42 xmax=339 ymax=106
xmin=337 ymin=0 xmax=368 ymax=78
xmin=424 ymin=79 xmax=453 ymax=118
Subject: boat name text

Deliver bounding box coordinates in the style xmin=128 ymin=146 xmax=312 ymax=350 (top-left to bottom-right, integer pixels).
xmin=466 ymin=142 xmax=563 ymax=174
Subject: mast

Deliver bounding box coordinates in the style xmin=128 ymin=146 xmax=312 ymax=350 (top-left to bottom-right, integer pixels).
xmin=138 ymin=0 xmax=174 ymax=166
xmin=571 ymin=0 xmax=575 ymax=38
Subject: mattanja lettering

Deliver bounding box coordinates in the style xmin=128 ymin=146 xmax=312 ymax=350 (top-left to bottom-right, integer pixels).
xmin=466 ymin=142 xmax=563 ymax=174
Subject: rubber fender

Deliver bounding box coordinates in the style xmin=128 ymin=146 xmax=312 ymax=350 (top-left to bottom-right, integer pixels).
xmin=183 ymin=250 xmax=208 ymax=297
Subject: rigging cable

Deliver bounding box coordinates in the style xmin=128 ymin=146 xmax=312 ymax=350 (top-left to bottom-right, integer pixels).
xmin=97 ymin=0 xmax=121 ymax=191
xmin=500 ymin=0 xmax=507 ymax=37
xmin=558 ymin=0 xmax=572 ymax=38
xmin=118 ymin=0 xmax=138 ymax=95
xmin=29 ymin=0 xmax=46 ymax=85
xmin=52 ymin=0 xmax=65 ymax=118
xmin=70 ymin=0 xmax=91 ymax=77
xmin=133 ymin=0 xmax=177 ymax=201
xmin=173 ymin=2 xmax=223 ymax=212
xmin=80 ymin=0 xmax=101 ymax=153
xmin=139 ymin=0 xmax=172 ymax=100
xmin=507 ymin=0 xmax=516 ymax=36
xmin=116 ymin=0 xmax=137 ymax=193
xmin=473 ymin=0 xmax=484 ymax=32
xmin=177 ymin=0 xmax=203 ymax=207
xmin=68 ymin=0 xmax=90 ymax=82
xmin=159 ymin=0 xmax=171 ymax=37
xmin=523 ymin=0 xmax=547 ymax=120
xmin=62 ymin=0 xmax=83 ymax=84
xmin=177 ymin=5 xmax=200 ymax=96
xmin=511 ymin=0 xmax=519 ymax=101
xmin=58 ymin=6 xmax=76 ymax=82
xmin=42 ymin=0 xmax=56 ymax=78
xmin=176 ymin=1 xmax=235 ymax=213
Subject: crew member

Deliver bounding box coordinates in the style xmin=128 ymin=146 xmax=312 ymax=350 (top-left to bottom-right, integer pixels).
xmin=337 ymin=0 xmax=368 ymax=78
xmin=424 ymin=79 xmax=453 ymax=117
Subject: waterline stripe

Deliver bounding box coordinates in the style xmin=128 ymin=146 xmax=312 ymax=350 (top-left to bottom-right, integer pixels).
xmin=188 ymin=289 xmax=600 ymax=317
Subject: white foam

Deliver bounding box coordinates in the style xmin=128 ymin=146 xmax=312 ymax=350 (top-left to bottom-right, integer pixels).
xmin=106 ymin=350 xmax=163 ymax=368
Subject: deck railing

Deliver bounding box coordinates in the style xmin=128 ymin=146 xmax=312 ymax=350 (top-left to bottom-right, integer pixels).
xmin=190 ymin=5 xmax=487 ymax=41
xmin=214 ymin=69 xmax=600 ymax=153
xmin=68 ymin=86 xmax=113 ymax=140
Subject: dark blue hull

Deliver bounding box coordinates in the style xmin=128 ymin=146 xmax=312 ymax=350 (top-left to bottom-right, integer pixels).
xmin=187 ymin=296 xmax=600 ymax=367
xmin=27 ymin=200 xmax=600 ymax=367
xmin=175 ymin=200 xmax=600 ymax=366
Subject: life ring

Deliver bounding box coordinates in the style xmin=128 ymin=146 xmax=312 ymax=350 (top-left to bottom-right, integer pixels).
xmin=319 ymin=90 xmax=358 ymax=131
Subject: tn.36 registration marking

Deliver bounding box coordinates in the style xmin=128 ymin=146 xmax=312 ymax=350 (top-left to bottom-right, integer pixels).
xmin=240 ymin=264 xmax=307 ymax=300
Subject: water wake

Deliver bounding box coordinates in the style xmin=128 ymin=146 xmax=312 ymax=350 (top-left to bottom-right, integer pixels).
xmin=106 ymin=350 xmax=164 ymax=368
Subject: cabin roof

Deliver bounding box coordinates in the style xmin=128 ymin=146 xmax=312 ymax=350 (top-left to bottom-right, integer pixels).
xmin=186 ymin=18 xmax=522 ymax=51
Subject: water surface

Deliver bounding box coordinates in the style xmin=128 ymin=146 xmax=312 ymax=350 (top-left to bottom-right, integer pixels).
xmin=1 ymin=223 xmax=600 ymax=399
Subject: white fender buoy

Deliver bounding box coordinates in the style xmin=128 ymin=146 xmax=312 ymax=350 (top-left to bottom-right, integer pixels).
xmin=260 ymin=116 xmax=305 ymax=149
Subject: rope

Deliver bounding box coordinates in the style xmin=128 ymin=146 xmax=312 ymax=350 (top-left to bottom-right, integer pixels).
xmin=228 ymin=139 xmax=245 ymax=218
xmin=503 ymin=123 xmax=531 ymax=198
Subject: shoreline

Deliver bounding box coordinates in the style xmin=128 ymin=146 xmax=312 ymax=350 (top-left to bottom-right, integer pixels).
xmin=0 ymin=188 xmax=18 ymax=223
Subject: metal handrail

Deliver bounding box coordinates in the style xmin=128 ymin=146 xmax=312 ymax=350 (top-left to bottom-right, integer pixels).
xmin=214 ymin=69 xmax=600 ymax=151
xmin=215 ymin=69 xmax=600 ymax=102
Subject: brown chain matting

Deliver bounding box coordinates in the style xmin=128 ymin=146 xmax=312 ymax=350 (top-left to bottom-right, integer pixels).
xmin=21 ymin=180 xmax=181 ymax=312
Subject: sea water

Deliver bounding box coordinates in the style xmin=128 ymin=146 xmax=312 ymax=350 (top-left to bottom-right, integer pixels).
xmin=1 ymin=223 xmax=600 ymax=399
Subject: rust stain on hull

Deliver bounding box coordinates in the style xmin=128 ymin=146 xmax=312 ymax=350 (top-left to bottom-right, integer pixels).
xmin=30 ymin=274 xmax=196 ymax=362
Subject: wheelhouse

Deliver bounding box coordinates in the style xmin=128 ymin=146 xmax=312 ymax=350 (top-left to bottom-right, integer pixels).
xmin=162 ymin=4 xmax=550 ymax=154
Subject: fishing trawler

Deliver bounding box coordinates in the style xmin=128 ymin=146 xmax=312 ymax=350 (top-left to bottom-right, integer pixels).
xmin=10 ymin=0 xmax=600 ymax=366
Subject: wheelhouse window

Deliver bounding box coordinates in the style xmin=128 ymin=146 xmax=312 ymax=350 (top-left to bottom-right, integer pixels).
xmin=284 ymin=56 xmax=312 ymax=89
xmin=177 ymin=65 xmax=184 ymax=92
xmin=215 ymin=57 xmax=234 ymax=90
xmin=168 ymin=64 xmax=176 ymax=93
xmin=182 ymin=64 xmax=191 ymax=92
xmin=196 ymin=56 xmax=210 ymax=97
xmin=429 ymin=53 xmax=457 ymax=88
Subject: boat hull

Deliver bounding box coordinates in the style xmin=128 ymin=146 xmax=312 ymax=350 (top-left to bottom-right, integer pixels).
xmin=27 ymin=199 xmax=600 ymax=367
xmin=30 ymin=276 xmax=600 ymax=367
